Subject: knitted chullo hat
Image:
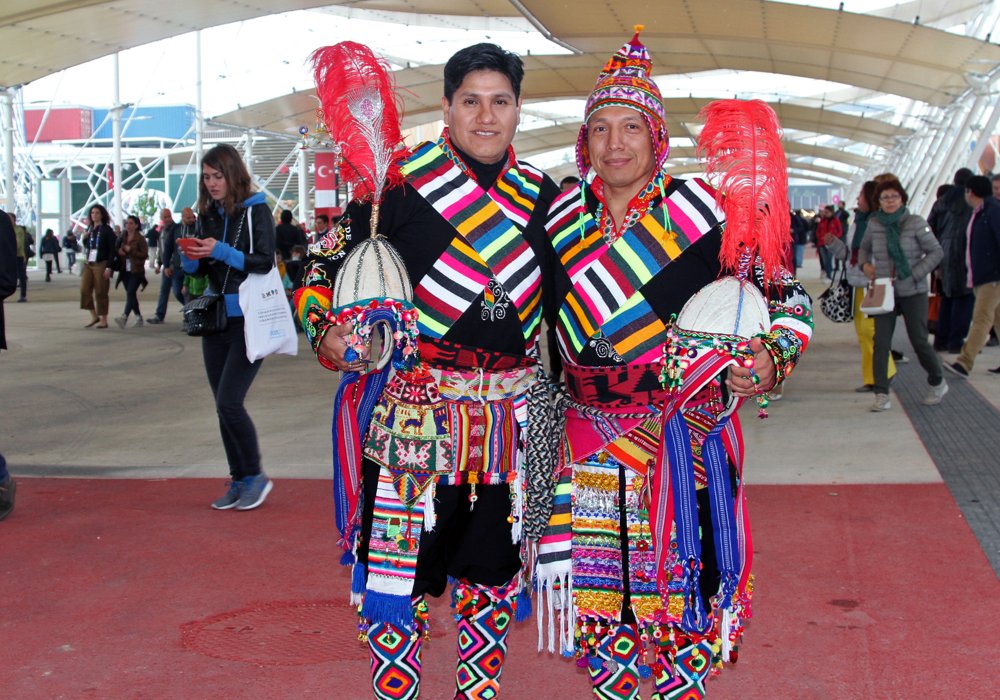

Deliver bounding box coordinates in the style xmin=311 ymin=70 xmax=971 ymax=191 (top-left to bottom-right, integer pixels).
xmin=576 ymin=25 xmax=670 ymax=176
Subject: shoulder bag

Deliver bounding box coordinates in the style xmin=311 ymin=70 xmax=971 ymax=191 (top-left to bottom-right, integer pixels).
xmin=238 ymin=206 xmax=298 ymax=361
xmin=818 ymin=267 xmax=854 ymax=323
xmin=182 ymin=215 xmax=243 ymax=336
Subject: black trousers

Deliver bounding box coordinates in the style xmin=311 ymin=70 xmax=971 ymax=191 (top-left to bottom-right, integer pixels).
xmin=202 ymin=318 xmax=263 ymax=480
xmin=358 ymin=459 xmax=521 ymax=598
xmin=122 ymin=272 xmax=143 ymax=318
xmin=16 ymin=257 xmax=27 ymax=299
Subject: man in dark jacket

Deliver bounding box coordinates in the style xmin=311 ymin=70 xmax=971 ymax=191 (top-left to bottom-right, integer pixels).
xmin=928 ymin=167 xmax=974 ymax=352
xmin=947 ymin=175 xmax=1000 ymax=376
xmin=0 ymin=209 xmax=18 ymax=519
xmin=274 ymin=209 xmax=306 ymax=261
xmin=149 ymin=208 xmax=189 ymax=324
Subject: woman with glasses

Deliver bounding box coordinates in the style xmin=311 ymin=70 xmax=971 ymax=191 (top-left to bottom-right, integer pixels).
xmin=858 ymin=178 xmax=946 ymax=412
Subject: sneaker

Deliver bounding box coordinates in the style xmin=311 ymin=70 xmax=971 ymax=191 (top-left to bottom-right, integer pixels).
xmin=767 ymin=385 xmax=783 ymax=401
xmin=211 ymin=480 xmax=242 ymax=510
xmin=923 ymin=380 xmax=948 ymax=406
xmin=891 ymin=350 xmax=909 ymax=364
xmin=989 ymin=366 xmax=1000 ymax=375
xmin=114 ymin=315 xmax=127 ymax=329
xmin=236 ymin=473 xmax=273 ymax=511
xmin=945 ymin=362 xmax=969 ymax=378
xmin=854 ymin=384 xmax=874 ymax=393
xmin=871 ymin=393 xmax=891 ymax=412
xmin=133 ymin=317 xmax=143 ymax=328
xmin=0 ymin=476 xmax=15 ymax=521
xmin=146 ymin=317 xmax=163 ymax=325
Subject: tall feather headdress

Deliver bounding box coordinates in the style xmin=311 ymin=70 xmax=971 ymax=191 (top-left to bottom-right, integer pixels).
xmin=697 ymin=99 xmax=790 ymax=282
xmin=311 ymin=42 xmax=406 ymax=234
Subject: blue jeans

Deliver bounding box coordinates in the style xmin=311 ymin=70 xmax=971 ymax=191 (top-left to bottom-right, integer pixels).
xmin=154 ymin=269 xmax=185 ymax=320
xmin=202 ymin=318 xmax=263 ymax=480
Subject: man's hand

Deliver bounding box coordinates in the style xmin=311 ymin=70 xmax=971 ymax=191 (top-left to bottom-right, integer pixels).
xmin=164 ymin=267 xmax=173 ymax=279
xmin=725 ymin=337 xmax=777 ymax=397
xmin=318 ymin=323 xmax=370 ymax=372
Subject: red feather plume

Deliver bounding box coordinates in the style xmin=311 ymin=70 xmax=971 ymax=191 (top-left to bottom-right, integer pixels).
xmin=311 ymin=42 xmax=406 ymax=203
xmin=697 ymin=99 xmax=790 ymax=282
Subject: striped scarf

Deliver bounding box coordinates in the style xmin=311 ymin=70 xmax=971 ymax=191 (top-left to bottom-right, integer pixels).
xmin=547 ymin=175 xmax=722 ymax=364
xmin=401 ymin=138 xmax=544 ymax=349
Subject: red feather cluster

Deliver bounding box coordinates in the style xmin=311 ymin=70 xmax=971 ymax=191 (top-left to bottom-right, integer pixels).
xmin=311 ymin=42 xmax=406 ymax=200
xmin=697 ymin=99 xmax=790 ymax=281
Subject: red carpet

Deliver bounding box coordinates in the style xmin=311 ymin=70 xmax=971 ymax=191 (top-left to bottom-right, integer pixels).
xmin=4 ymin=479 xmax=998 ymax=698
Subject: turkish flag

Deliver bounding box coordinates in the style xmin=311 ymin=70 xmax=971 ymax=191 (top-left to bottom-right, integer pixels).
xmin=315 ymin=152 xmax=336 ymax=191
xmin=106 ymin=165 xmax=114 ymax=191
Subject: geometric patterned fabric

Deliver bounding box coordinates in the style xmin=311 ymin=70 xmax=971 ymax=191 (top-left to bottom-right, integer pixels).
xmin=453 ymin=579 xmax=517 ymax=700
xmin=588 ymin=622 xmax=642 ymax=699
xmin=368 ymin=619 xmax=422 ymax=700
xmin=586 ymin=624 xmax=712 ymax=700
xmin=651 ymin=640 xmax=712 ymax=700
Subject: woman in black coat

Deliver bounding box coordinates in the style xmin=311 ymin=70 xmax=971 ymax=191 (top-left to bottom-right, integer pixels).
xmin=180 ymin=144 xmax=277 ymax=512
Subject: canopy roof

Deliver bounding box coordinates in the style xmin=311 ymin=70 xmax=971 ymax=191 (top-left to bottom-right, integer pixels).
xmin=5 ymin=0 xmax=997 ymax=104
xmin=4 ymin=0 xmax=998 ymax=186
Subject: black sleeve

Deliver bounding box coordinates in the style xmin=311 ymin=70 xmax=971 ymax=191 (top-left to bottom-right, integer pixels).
xmin=0 ymin=212 xmax=17 ymax=300
xmin=244 ymin=204 xmax=276 ymax=274
xmin=161 ymin=225 xmax=176 ymax=269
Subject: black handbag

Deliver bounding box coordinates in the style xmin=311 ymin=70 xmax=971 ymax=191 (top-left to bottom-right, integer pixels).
xmin=819 ymin=267 xmax=854 ymax=323
xmin=182 ymin=294 xmax=228 ymax=336
xmin=181 ymin=215 xmax=243 ymax=337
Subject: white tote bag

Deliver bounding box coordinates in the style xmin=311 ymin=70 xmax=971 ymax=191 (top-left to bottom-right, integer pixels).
xmin=238 ymin=208 xmax=299 ymax=362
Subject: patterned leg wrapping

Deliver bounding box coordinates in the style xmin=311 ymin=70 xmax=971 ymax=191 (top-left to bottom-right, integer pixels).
xmin=651 ymin=640 xmax=712 ymax=700
xmin=588 ymin=623 xmax=641 ymax=700
xmin=368 ymin=620 xmax=423 ymax=700
xmin=453 ymin=580 xmax=517 ymax=700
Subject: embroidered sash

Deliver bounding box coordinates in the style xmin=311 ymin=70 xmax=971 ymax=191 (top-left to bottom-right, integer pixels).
xmin=401 ymin=140 xmax=543 ymax=348
xmin=550 ymin=179 xmax=723 ymax=364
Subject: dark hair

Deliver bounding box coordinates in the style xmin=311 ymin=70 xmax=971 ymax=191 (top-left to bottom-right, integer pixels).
xmin=823 ymin=204 xmax=835 ymax=213
xmin=44 ymin=228 xmax=54 ymax=236
xmin=966 ymin=175 xmax=991 ymax=199
xmin=314 ymin=213 xmax=329 ymax=226
xmin=199 ymin=143 xmax=254 ymax=218
xmin=126 ymin=215 xmax=142 ymax=231
xmin=280 ymin=209 xmax=293 ymax=224
xmin=954 ymin=167 xmax=974 ymax=186
xmin=89 ymin=204 xmax=111 ymax=226
xmin=560 ymin=175 xmax=580 ymax=188
xmin=860 ymin=180 xmax=877 ymax=212
xmin=936 ymin=183 xmax=952 ymax=199
xmin=992 ymin=174 xmax=1000 ymax=183
xmin=443 ymin=43 xmax=524 ymax=103
xmin=875 ymin=178 xmax=908 ymax=206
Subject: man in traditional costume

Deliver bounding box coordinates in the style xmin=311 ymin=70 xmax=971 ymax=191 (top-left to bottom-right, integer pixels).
xmin=295 ymin=43 xmax=559 ymax=699
xmin=535 ymin=29 xmax=813 ymax=699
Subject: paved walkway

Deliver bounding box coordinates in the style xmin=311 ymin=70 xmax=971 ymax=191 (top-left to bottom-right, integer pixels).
xmin=4 ymin=258 xmax=1000 ymax=698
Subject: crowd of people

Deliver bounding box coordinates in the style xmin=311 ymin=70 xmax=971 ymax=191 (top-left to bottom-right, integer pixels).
xmin=812 ymin=168 xmax=1000 ymax=411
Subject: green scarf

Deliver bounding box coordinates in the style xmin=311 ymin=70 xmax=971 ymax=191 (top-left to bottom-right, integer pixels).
xmin=850 ymin=210 xmax=869 ymax=252
xmin=876 ymin=207 xmax=911 ymax=280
